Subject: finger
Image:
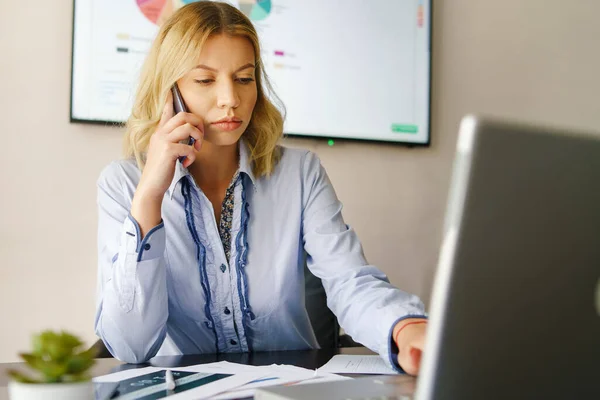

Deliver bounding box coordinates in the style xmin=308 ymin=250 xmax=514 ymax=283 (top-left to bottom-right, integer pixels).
xmin=398 ymin=349 xmax=413 ymax=375
xmin=168 ymin=143 xmax=196 ymax=159
xmin=158 ymin=90 xmax=175 ymax=129
xmin=193 ymin=136 xmax=203 ymax=152
xmin=160 ymin=112 xmax=203 ymax=136
xmin=166 ymin=123 xmax=203 ymax=144
xmin=397 ymin=347 xmax=421 ymax=376
xmin=182 ymin=151 xmax=197 ymax=169
xmin=409 ymin=348 xmax=423 ymax=374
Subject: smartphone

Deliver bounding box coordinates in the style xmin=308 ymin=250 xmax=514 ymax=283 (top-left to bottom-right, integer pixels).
xmin=171 ymin=83 xmax=196 ymax=163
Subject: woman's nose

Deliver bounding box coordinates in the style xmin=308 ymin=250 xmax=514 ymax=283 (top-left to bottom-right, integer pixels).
xmin=217 ymin=81 xmax=240 ymax=109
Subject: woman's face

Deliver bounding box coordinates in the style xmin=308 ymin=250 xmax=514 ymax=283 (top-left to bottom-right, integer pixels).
xmin=177 ymin=34 xmax=258 ymax=147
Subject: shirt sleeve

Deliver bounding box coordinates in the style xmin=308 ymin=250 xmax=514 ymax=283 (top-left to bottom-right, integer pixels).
xmin=94 ymin=161 xmax=168 ymax=364
xmin=300 ymin=152 xmax=427 ymax=371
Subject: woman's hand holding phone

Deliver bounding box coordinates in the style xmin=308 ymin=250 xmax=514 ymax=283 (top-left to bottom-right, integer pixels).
xmin=131 ymin=90 xmax=203 ymax=236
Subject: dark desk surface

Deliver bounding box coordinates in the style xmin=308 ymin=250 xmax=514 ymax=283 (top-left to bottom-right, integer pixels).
xmin=0 ymin=347 xmax=375 ymax=399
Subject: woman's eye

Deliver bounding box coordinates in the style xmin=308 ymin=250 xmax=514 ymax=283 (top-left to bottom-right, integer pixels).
xmin=194 ymin=79 xmax=214 ymax=85
xmin=237 ymin=77 xmax=255 ymax=85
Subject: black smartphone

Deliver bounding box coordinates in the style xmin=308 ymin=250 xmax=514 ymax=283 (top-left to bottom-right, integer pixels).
xmin=171 ymin=83 xmax=196 ymax=163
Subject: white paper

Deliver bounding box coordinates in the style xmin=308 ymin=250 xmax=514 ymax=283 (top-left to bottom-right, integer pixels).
xmin=317 ymin=355 xmax=398 ymax=375
xmin=236 ymin=364 xmax=317 ymax=388
xmin=293 ymin=373 xmax=352 ymax=386
xmin=211 ymin=388 xmax=256 ymax=400
xmin=211 ymin=365 xmax=350 ymax=400
xmin=172 ymin=361 xmax=259 ymax=374
xmin=210 ymin=363 xmax=316 ymax=399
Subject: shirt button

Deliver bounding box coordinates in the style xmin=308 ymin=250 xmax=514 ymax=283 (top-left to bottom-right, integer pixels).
xmin=230 ymin=339 xmax=237 ymax=345
xmin=224 ymin=307 xmax=231 ymax=315
xmin=220 ymin=264 xmax=226 ymax=273
xmin=144 ymin=243 xmax=151 ymax=250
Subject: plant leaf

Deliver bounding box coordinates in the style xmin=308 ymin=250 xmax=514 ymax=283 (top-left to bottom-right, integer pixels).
xmin=42 ymin=363 xmax=68 ymax=382
xmin=32 ymin=331 xmax=58 ymax=356
xmin=7 ymin=370 xmax=41 ymax=384
xmin=65 ymin=346 xmax=97 ymax=375
xmin=20 ymin=353 xmax=67 ymax=381
xmin=66 ymin=355 xmax=95 ymax=375
xmin=24 ymin=357 xmax=68 ymax=383
xmin=24 ymin=330 xmax=91 ymax=383
xmin=20 ymin=353 xmax=44 ymax=371
xmin=59 ymin=331 xmax=83 ymax=350
xmin=46 ymin=339 xmax=70 ymax=362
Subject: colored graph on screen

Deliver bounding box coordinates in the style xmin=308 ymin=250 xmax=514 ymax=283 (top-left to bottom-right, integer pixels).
xmin=136 ymin=0 xmax=272 ymax=25
xmin=239 ymin=0 xmax=272 ymax=21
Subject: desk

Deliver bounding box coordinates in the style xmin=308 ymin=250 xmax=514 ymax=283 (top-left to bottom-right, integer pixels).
xmin=0 ymin=347 xmax=379 ymax=399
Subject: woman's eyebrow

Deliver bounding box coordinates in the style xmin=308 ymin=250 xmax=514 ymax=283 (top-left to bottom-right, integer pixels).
xmin=194 ymin=63 xmax=256 ymax=73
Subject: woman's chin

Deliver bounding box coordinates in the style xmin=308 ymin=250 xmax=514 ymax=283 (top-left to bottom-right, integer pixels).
xmin=203 ymin=129 xmax=245 ymax=147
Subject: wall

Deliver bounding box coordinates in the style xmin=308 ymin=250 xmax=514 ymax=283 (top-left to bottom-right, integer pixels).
xmin=1 ymin=0 xmax=599 ymax=362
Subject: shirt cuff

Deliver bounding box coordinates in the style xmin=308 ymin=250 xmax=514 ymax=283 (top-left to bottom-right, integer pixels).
xmin=387 ymin=315 xmax=429 ymax=373
xmin=113 ymin=215 xmax=166 ymax=312
xmin=124 ymin=214 xmax=165 ymax=262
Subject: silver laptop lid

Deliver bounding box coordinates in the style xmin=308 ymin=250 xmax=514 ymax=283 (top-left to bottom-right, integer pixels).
xmin=418 ymin=116 xmax=600 ymax=400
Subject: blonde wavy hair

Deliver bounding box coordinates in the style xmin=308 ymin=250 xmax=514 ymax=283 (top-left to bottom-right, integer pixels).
xmin=123 ymin=1 xmax=284 ymax=177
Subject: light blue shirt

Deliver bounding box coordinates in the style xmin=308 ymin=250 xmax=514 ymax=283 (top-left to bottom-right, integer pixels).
xmin=95 ymin=141 xmax=426 ymax=369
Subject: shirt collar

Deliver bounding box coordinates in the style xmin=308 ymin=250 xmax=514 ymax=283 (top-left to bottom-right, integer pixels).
xmin=166 ymin=157 xmax=191 ymax=200
xmin=166 ymin=139 xmax=257 ymax=200
xmin=238 ymin=139 xmax=257 ymax=187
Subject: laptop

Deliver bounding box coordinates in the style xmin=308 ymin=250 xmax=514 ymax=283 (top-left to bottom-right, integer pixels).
xmin=256 ymin=115 xmax=600 ymax=400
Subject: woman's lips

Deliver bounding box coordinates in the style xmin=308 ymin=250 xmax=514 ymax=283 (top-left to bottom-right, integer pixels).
xmin=212 ymin=121 xmax=242 ymax=131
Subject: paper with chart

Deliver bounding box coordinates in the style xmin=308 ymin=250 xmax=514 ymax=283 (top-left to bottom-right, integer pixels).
xmin=93 ymin=366 xmax=265 ymax=400
xmin=93 ymin=361 xmax=348 ymax=399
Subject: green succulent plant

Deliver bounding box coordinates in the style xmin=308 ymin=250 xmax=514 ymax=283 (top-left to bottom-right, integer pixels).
xmin=7 ymin=330 xmax=97 ymax=384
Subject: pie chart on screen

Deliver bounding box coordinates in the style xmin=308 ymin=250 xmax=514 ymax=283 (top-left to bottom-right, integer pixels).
xmin=136 ymin=0 xmax=272 ymax=25
xmin=136 ymin=0 xmax=197 ymax=25
xmin=239 ymin=0 xmax=272 ymax=21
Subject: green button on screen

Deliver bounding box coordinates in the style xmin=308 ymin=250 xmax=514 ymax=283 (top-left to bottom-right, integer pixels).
xmin=391 ymin=124 xmax=418 ymax=134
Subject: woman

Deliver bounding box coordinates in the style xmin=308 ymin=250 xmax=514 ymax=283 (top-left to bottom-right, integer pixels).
xmin=95 ymin=1 xmax=428 ymax=375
